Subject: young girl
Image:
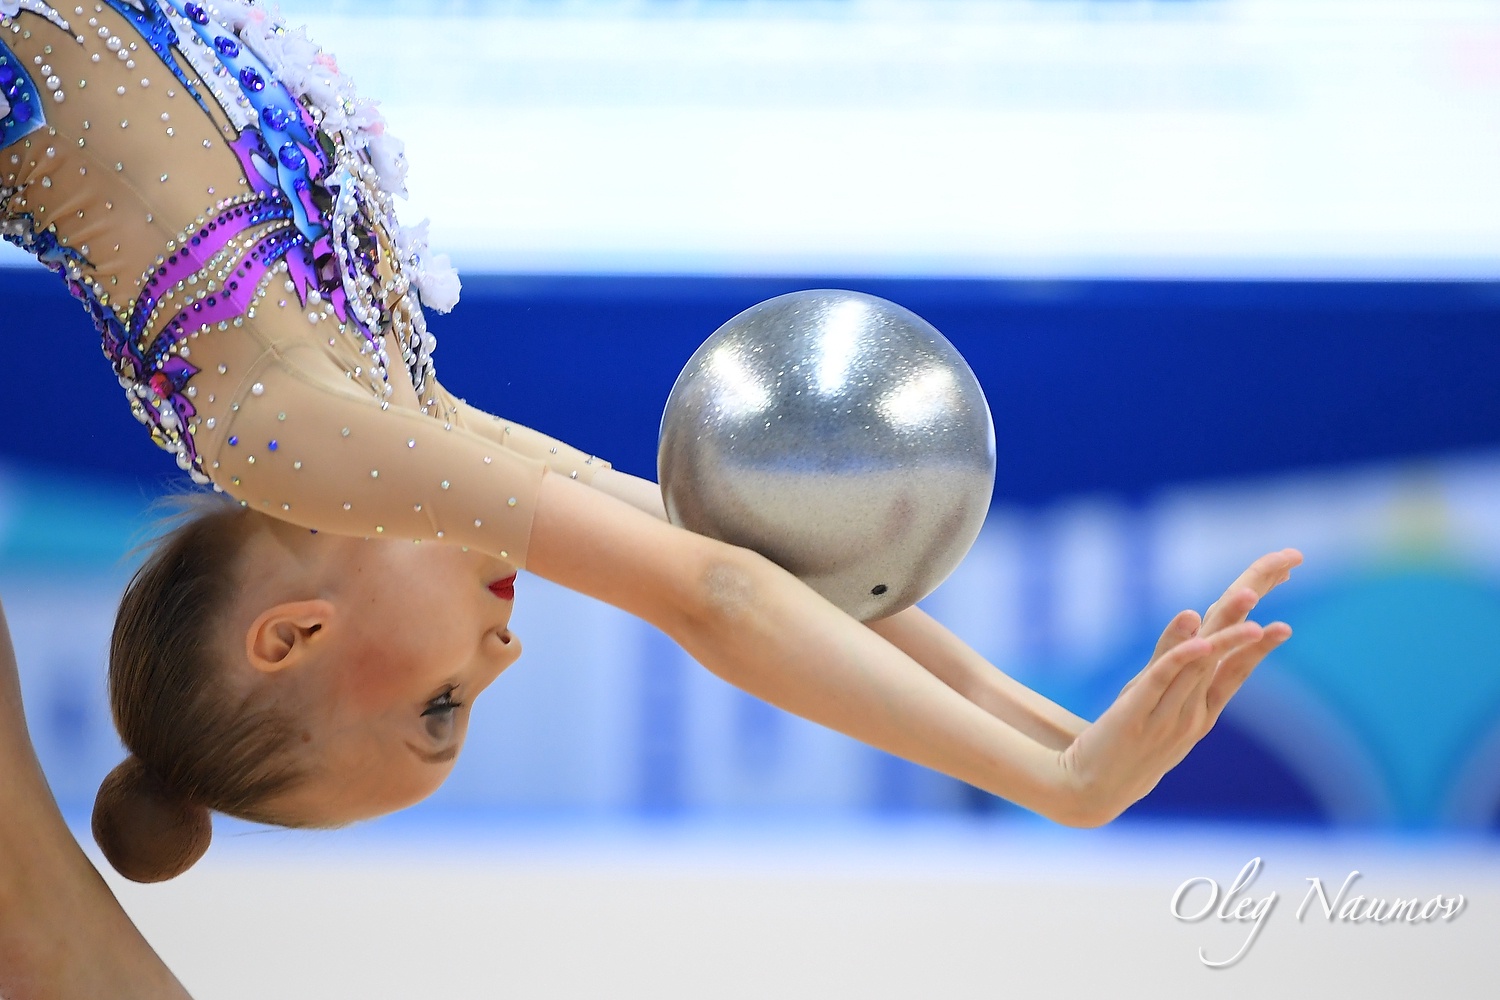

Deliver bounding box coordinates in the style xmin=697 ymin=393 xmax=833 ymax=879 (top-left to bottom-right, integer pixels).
xmin=1 ymin=0 xmax=1296 ymax=888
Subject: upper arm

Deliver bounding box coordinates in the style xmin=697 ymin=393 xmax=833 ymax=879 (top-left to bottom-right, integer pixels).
xmin=194 ymin=345 xmax=555 ymax=567
xmin=427 ymin=378 xmax=611 ymax=483
xmin=429 ymin=378 xmax=667 ymax=521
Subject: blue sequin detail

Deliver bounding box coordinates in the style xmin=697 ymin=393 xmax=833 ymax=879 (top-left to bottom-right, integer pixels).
xmin=278 ymin=142 xmax=307 ymax=171
xmin=184 ymin=3 xmax=209 ymax=25
xmin=214 ymin=36 xmax=240 ymax=58
xmin=268 ymin=440 xmax=279 ymax=452
xmin=160 ymin=1 xmax=329 ymax=244
xmin=228 ymin=436 xmax=239 ymax=446
xmin=0 ymin=41 xmax=46 ymax=148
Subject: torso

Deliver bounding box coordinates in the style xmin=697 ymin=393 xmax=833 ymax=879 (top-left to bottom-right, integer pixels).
xmin=1 ymin=1 xmax=440 ymax=481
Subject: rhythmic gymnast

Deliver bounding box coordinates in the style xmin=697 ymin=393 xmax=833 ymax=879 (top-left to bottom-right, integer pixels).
xmin=1 ymin=0 xmax=1298 ymax=899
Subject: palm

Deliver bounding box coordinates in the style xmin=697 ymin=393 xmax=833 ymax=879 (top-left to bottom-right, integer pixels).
xmin=1059 ymin=549 xmax=1300 ymax=826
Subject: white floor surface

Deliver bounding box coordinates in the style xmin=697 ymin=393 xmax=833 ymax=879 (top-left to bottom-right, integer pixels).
xmin=89 ymin=819 xmax=1493 ymax=1000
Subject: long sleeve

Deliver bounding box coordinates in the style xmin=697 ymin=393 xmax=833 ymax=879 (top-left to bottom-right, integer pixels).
xmin=424 ymin=379 xmax=611 ymax=487
xmin=181 ymin=289 xmax=608 ymax=569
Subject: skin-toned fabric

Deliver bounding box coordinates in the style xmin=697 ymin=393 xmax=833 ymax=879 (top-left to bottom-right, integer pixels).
xmin=1 ymin=2 xmax=606 ymax=568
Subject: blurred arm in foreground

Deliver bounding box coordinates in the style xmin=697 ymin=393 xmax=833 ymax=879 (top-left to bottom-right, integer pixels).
xmin=0 ymin=598 xmax=193 ymax=1000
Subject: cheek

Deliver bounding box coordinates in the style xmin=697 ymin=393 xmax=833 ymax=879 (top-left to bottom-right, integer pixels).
xmin=331 ymin=607 xmax=436 ymax=712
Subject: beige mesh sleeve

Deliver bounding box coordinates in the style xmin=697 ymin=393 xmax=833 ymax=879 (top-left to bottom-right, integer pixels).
xmin=424 ymin=380 xmax=611 ymax=485
xmin=191 ymin=344 xmax=554 ymax=568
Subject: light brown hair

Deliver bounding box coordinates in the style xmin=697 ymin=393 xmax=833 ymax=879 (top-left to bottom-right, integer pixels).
xmin=93 ymin=495 xmax=311 ymax=882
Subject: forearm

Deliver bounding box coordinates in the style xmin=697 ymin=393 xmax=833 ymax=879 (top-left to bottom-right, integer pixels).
xmin=869 ymin=607 xmax=1089 ymax=752
xmin=682 ymin=557 xmax=1072 ymax=814
xmin=528 ymin=475 xmax=1085 ymax=824
xmin=569 ymin=470 xmax=1086 ymax=750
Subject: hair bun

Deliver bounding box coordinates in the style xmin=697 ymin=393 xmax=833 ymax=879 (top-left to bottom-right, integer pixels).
xmin=92 ymin=757 xmax=212 ymax=883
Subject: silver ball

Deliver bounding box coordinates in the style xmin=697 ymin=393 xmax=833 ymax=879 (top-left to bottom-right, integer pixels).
xmin=659 ymin=290 xmax=996 ymax=622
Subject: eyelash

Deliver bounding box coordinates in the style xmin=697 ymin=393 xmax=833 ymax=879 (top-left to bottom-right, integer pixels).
xmin=422 ymin=688 xmax=464 ymax=718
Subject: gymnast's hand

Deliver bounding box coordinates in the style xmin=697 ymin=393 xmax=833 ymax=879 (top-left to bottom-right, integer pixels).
xmin=1053 ymin=549 xmax=1300 ymax=826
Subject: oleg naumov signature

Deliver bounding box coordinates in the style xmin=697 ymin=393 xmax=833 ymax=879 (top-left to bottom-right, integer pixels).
xmin=1172 ymin=857 xmax=1467 ymax=968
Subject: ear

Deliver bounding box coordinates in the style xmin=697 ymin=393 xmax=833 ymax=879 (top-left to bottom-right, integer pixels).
xmin=245 ymin=599 xmax=335 ymax=675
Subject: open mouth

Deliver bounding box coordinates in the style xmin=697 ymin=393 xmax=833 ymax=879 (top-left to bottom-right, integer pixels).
xmin=488 ymin=574 xmax=517 ymax=601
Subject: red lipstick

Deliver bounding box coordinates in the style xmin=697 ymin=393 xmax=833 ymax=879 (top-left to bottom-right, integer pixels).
xmin=488 ymin=574 xmax=517 ymax=601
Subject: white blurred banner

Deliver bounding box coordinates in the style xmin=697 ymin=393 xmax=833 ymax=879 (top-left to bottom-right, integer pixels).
xmin=252 ymin=1 xmax=1500 ymax=276
xmin=4 ymin=0 xmax=1494 ymax=277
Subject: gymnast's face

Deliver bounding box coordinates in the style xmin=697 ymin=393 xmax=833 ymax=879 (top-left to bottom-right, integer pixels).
xmin=233 ymin=522 xmax=521 ymax=825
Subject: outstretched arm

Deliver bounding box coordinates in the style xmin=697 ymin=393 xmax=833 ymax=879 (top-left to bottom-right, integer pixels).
xmin=544 ymin=464 xmax=1299 ymax=756
xmin=868 ymin=607 xmax=1089 ymax=751
xmin=0 ymin=599 xmax=194 ymax=1000
xmin=543 ymin=461 xmax=1092 ymax=744
xmin=526 ymin=473 xmax=1288 ymax=827
xmin=872 ymin=548 xmax=1303 ymax=752
xmin=432 ymin=387 xmax=669 ymax=520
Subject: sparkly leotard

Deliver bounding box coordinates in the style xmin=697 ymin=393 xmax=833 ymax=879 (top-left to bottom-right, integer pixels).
xmin=1 ymin=0 xmax=606 ymax=567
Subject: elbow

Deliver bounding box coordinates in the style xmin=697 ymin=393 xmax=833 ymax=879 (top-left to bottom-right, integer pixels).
xmin=669 ymin=539 xmax=776 ymax=643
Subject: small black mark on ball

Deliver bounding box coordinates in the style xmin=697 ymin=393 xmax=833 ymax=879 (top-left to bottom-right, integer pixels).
xmin=871 ymin=584 xmax=889 ymax=596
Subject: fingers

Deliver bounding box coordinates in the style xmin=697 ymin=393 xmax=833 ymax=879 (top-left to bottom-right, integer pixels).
xmin=1150 ymin=622 xmax=1264 ymax=725
xmin=1150 ymin=608 xmax=1202 ymax=662
xmin=1200 ymin=548 xmax=1302 ymax=635
xmin=1138 ymin=621 xmax=1263 ymax=715
xmin=1205 ymin=622 xmax=1293 ymax=721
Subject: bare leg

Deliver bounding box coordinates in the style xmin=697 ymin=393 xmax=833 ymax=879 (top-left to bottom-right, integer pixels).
xmin=0 ymin=599 xmax=193 ymax=1000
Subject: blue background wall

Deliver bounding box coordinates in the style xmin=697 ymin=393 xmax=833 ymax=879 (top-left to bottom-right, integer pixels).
xmin=4 ymin=267 xmax=1500 ymax=832
xmin=7 ymin=270 xmax=1500 ymax=501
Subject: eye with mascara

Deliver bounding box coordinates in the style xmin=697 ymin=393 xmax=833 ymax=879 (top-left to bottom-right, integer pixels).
xmin=421 ymin=688 xmax=463 ymax=741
